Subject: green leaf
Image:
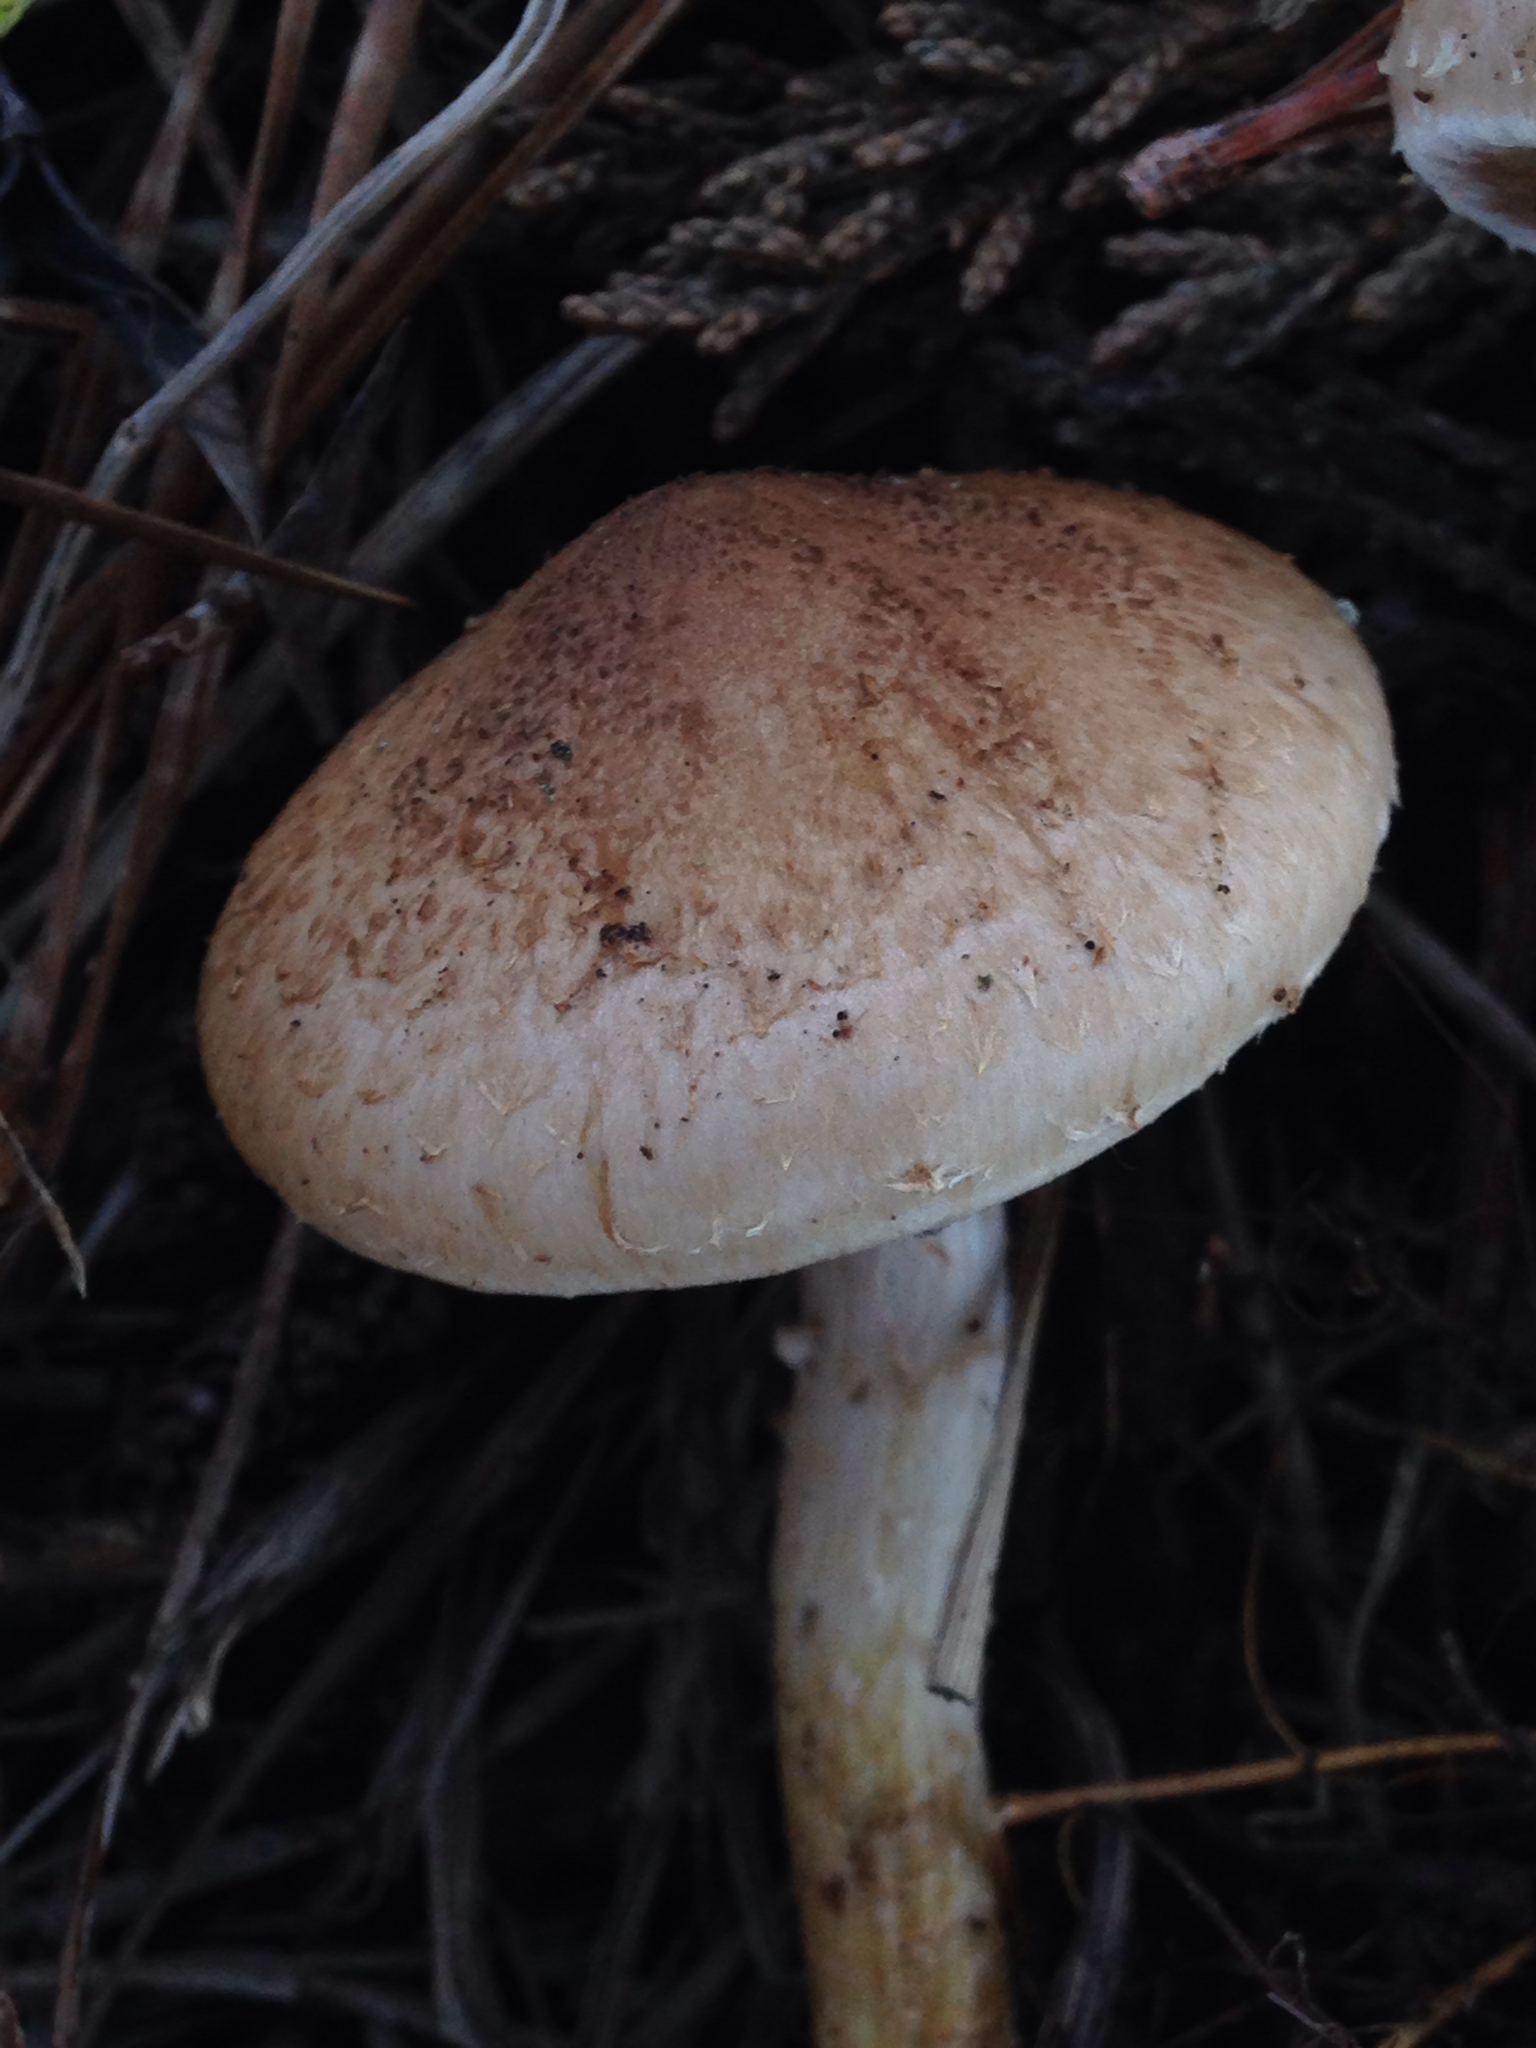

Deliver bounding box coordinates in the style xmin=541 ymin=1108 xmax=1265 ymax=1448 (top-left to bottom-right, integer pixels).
xmin=0 ymin=0 xmax=32 ymax=36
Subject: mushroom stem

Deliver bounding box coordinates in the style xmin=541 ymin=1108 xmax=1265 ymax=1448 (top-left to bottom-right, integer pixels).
xmin=773 ymin=1209 xmax=1015 ymax=2047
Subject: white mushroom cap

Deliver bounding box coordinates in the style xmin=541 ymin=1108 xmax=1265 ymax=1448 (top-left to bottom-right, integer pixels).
xmin=199 ymin=470 xmax=1395 ymax=1295
xmin=1384 ymin=0 xmax=1536 ymax=251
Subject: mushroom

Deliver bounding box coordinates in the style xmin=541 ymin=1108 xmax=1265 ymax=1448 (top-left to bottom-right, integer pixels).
xmin=198 ymin=470 xmax=1395 ymax=2047
xmin=1383 ymin=0 xmax=1536 ymax=250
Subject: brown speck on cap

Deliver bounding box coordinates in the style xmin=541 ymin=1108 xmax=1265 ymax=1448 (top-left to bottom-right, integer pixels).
xmin=199 ymin=470 xmax=1395 ymax=1296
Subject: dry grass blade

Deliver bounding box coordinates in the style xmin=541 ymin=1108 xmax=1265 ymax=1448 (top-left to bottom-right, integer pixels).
xmin=106 ymin=0 xmax=263 ymax=538
xmin=1199 ymin=1083 xmax=1347 ymax=1728
xmin=87 ymin=1305 xmax=636 ymax=2041
xmin=125 ymin=1214 xmax=307 ymax=1794
xmin=4 ymin=655 xmax=121 ymax=1075
xmin=928 ymin=1184 xmax=1061 ymax=1703
xmin=1131 ymin=1822 xmax=1360 ymax=2046
xmin=208 ymin=0 xmax=323 ymax=330
xmin=282 ymin=0 xmax=698 ymax=454
xmin=49 ymin=1212 xmax=303 ymax=2048
xmin=0 ymin=0 xmax=568 ymax=723
xmin=0 ymin=1102 xmax=84 ymax=1293
xmin=0 ymin=337 xmax=109 ymax=648
xmin=0 ymin=466 xmax=411 ymax=606
xmin=0 ymin=1742 xmax=111 ymax=1871
xmin=1366 ymin=888 xmax=1536 ymax=1089
xmin=17 ymin=1954 xmax=464 ymax=2040
xmin=259 ymin=0 xmax=428 ymax=468
xmin=116 ymin=0 xmax=240 ymax=273
xmin=1240 ymin=1466 xmax=1311 ymax=1760
xmin=30 ymin=637 xmax=219 ymax=1181
xmin=1327 ymin=1400 xmax=1536 ymax=1494
xmin=111 ymin=0 xmax=245 ymax=215
xmin=0 ymin=675 xmax=99 ymax=853
xmin=349 ymin=334 xmax=646 ymax=583
xmin=424 ymin=1727 xmax=513 ymax=2048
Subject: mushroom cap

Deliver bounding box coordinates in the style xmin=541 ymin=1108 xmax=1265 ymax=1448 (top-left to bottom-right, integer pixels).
xmin=1384 ymin=0 xmax=1536 ymax=253
xmin=199 ymin=470 xmax=1394 ymax=1295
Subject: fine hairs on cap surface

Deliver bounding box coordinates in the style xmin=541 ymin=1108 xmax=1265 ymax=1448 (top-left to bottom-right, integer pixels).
xmin=199 ymin=470 xmax=1396 ymax=1294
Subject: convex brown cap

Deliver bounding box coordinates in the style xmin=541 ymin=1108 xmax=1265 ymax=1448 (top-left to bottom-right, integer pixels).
xmin=200 ymin=471 xmax=1395 ymax=1293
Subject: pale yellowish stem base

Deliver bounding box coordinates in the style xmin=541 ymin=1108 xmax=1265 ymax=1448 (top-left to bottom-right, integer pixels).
xmin=773 ymin=1210 xmax=1014 ymax=2048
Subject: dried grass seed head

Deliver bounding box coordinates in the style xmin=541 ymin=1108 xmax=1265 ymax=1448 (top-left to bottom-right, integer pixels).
xmin=199 ymin=470 xmax=1396 ymax=1296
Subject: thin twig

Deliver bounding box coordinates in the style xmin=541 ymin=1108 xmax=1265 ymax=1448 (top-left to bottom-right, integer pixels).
xmin=1327 ymin=1399 xmax=1536 ymax=1494
xmin=995 ymin=1726 xmax=1526 ymax=1828
xmin=0 ymin=468 xmax=411 ymax=607
xmin=1130 ymin=1821 xmax=1360 ymax=2045
xmin=423 ymin=1439 xmax=607 ymax=1800
xmin=4 ymin=663 xmax=125 ymax=1080
xmin=30 ymin=634 xmax=221 ymax=1195
xmin=1378 ymin=1928 xmax=1536 ymax=2048
xmin=350 ymin=335 xmax=646 ymax=582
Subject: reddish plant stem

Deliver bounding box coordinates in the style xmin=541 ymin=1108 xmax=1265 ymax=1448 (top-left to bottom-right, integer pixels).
xmin=1124 ymin=4 xmax=1399 ymax=218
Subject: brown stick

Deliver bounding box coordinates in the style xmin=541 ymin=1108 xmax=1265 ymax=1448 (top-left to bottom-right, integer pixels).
xmin=995 ymin=1727 xmax=1519 ymax=1828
